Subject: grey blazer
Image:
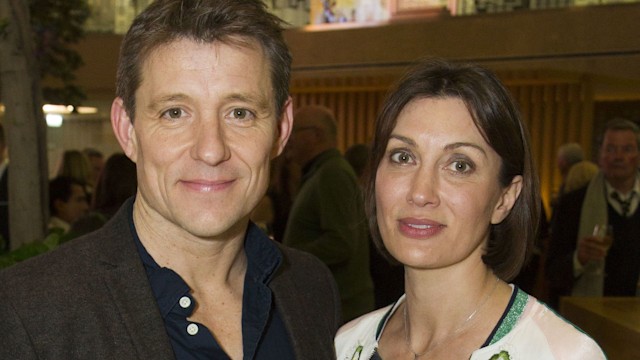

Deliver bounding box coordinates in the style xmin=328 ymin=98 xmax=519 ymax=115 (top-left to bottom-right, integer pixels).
xmin=0 ymin=200 xmax=341 ymax=359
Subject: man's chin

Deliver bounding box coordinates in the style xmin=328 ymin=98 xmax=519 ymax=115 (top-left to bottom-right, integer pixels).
xmin=180 ymin=218 xmax=247 ymax=241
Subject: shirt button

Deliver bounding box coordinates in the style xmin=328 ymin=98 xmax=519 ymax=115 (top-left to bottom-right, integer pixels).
xmin=179 ymin=296 xmax=191 ymax=309
xmin=187 ymin=323 xmax=199 ymax=336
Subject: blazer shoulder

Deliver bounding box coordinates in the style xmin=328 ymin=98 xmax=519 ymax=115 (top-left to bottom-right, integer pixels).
xmin=273 ymin=242 xmax=341 ymax=314
xmin=0 ymin=209 xmax=135 ymax=295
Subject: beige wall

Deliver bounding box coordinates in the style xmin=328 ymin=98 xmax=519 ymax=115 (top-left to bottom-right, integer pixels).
xmin=70 ymin=3 xmax=640 ymax=102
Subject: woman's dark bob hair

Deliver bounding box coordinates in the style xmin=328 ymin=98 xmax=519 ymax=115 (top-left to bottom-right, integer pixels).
xmin=365 ymin=58 xmax=540 ymax=281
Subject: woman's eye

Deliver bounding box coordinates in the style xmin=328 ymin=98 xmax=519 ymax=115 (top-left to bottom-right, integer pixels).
xmin=161 ymin=108 xmax=184 ymax=120
xmin=390 ymin=151 xmax=414 ymax=164
xmin=449 ymin=160 xmax=473 ymax=173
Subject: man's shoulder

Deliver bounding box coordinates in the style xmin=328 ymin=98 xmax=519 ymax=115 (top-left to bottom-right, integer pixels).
xmin=311 ymin=154 xmax=358 ymax=187
xmin=557 ymin=185 xmax=588 ymax=209
xmin=272 ymin=242 xmax=338 ymax=293
xmin=0 ymin=230 xmax=110 ymax=288
xmin=0 ymin=210 xmax=133 ymax=294
xmin=276 ymin=242 xmax=331 ymax=272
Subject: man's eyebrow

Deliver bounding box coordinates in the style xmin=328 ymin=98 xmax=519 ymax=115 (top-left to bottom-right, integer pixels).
xmin=225 ymin=93 xmax=271 ymax=113
xmin=146 ymin=92 xmax=273 ymax=114
xmin=147 ymin=93 xmax=189 ymax=110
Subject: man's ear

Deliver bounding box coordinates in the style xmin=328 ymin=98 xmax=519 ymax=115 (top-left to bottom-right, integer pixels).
xmin=272 ymin=97 xmax=293 ymax=159
xmin=111 ymin=97 xmax=138 ymax=163
xmin=491 ymin=175 xmax=523 ymax=224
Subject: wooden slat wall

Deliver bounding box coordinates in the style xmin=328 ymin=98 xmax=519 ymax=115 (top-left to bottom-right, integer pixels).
xmin=291 ymin=74 xmax=594 ymax=213
xmin=506 ymin=78 xmax=594 ymax=214
xmin=291 ymin=77 xmax=394 ymax=152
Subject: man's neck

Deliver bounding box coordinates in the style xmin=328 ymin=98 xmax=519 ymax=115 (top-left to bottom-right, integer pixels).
xmin=607 ymin=175 xmax=638 ymax=194
xmin=132 ymin=200 xmax=249 ymax=290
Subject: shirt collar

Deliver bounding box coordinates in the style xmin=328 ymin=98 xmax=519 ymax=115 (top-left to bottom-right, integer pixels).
xmin=128 ymin=201 xmax=283 ymax=317
xmin=604 ymin=175 xmax=640 ymax=217
xmin=604 ymin=175 xmax=640 ymax=200
xmin=48 ymin=216 xmax=71 ymax=233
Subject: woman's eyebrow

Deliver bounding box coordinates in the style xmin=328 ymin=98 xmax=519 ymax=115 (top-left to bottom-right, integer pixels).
xmin=444 ymin=142 xmax=487 ymax=157
xmin=389 ymin=134 xmax=416 ymax=147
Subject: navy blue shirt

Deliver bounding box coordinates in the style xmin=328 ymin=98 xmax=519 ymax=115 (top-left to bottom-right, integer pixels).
xmin=130 ymin=212 xmax=295 ymax=360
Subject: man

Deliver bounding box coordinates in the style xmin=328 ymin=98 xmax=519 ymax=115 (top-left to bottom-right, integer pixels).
xmin=549 ymin=143 xmax=584 ymax=229
xmin=0 ymin=1 xmax=340 ymax=359
xmin=0 ymin=123 xmax=8 ymax=251
xmin=83 ymin=147 xmax=105 ymax=188
xmin=48 ymin=176 xmax=90 ymax=234
xmin=284 ymin=106 xmax=374 ymax=322
xmin=546 ymin=118 xmax=640 ymax=308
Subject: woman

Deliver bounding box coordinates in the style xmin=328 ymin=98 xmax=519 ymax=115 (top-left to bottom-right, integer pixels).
xmin=335 ymin=59 xmax=605 ymax=359
xmin=56 ymin=149 xmax=94 ymax=199
xmin=68 ymin=153 xmax=137 ymax=239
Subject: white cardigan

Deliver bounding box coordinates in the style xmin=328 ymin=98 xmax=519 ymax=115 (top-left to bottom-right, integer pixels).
xmin=335 ymin=287 xmax=606 ymax=360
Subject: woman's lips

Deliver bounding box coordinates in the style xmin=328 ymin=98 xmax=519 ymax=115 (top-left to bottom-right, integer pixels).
xmin=398 ymin=218 xmax=445 ymax=239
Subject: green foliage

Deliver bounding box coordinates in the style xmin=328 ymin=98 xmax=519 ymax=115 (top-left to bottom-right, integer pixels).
xmin=0 ymin=228 xmax=75 ymax=269
xmin=29 ymin=0 xmax=90 ymax=106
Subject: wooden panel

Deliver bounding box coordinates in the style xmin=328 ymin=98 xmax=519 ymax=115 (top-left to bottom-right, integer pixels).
xmin=561 ymin=297 xmax=640 ymax=360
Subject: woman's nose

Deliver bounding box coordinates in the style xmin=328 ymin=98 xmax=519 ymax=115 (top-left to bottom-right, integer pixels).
xmin=406 ymin=169 xmax=439 ymax=207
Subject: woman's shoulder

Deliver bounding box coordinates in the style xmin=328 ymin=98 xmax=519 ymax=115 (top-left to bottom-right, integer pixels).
xmin=335 ymin=297 xmax=403 ymax=360
xmin=473 ymin=292 xmax=606 ymax=360
xmin=524 ymin=298 xmax=606 ymax=359
xmin=336 ymin=305 xmax=390 ymax=338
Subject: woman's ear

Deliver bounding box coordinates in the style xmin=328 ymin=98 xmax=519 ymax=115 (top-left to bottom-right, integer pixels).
xmin=111 ymin=97 xmax=138 ymax=163
xmin=491 ymin=175 xmax=523 ymax=224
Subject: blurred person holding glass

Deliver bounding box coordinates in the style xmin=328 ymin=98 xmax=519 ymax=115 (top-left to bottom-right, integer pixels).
xmin=335 ymin=59 xmax=604 ymax=360
xmin=547 ymin=118 xmax=640 ymax=305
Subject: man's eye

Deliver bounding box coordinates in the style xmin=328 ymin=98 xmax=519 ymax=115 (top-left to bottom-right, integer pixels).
xmin=233 ymin=109 xmax=248 ymax=119
xmin=162 ymin=108 xmax=183 ymax=119
xmin=390 ymin=151 xmax=414 ymax=164
xmin=229 ymin=108 xmax=255 ymax=121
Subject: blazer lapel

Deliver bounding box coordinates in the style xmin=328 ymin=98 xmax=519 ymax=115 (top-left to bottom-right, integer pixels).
xmin=97 ymin=200 xmax=175 ymax=360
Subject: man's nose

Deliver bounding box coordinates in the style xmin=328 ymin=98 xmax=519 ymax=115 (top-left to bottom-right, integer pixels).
xmin=191 ymin=117 xmax=231 ymax=165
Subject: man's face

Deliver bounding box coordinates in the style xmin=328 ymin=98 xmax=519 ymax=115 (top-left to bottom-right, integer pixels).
xmin=88 ymin=155 xmax=105 ymax=181
xmin=286 ymin=117 xmax=318 ymax=166
xmin=114 ymin=38 xmax=291 ymax=241
xmin=56 ymin=184 xmax=89 ymax=224
xmin=599 ymin=129 xmax=640 ymax=184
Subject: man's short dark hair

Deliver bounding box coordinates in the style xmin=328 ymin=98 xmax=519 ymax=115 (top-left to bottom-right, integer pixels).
xmin=49 ymin=176 xmax=85 ymax=215
xmin=116 ymin=0 xmax=292 ymax=122
xmin=598 ymin=118 xmax=640 ymax=149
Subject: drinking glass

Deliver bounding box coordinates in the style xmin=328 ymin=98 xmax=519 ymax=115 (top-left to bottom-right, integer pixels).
xmin=592 ymin=224 xmax=613 ymax=252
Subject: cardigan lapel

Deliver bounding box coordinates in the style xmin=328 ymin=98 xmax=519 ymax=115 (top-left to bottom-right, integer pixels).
xmin=96 ymin=199 xmax=175 ymax=360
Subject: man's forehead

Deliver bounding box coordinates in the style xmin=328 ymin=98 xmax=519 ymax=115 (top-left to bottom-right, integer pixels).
xmin=604 ymin=129 xmax=638 ymax=143
xmin=144 ymin=36 xmax=265 ymax=67
xmin=135 ymin=37 xmax=273 ymax=111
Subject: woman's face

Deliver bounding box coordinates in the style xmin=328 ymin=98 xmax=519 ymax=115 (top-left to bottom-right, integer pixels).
xmin=375 ymin=97 xmax=521 ymax=271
